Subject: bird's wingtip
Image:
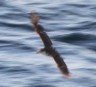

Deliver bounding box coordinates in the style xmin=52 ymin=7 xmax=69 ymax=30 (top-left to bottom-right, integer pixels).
xmin=30 ymin=11 xmax=39 ymax=25
xmin=64 ymin=73 xmax=72 ymax=79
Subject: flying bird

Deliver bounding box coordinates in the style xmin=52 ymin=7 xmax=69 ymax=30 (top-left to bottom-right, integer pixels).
xmin=30 ymin=12 xmax=71 ymax=77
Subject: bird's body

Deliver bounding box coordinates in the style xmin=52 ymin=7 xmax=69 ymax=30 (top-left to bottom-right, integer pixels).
xmin=30 ymin=12 xmax=71 ymax=77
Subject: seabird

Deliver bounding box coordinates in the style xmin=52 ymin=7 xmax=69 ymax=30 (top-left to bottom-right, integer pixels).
xmin=30 ymin=12 xmax=71 ymax=77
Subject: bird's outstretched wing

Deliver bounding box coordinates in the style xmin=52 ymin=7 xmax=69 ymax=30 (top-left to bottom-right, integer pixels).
xmin=30 ymin=12 xmax=52 ymax=48
xmin=48 ymin=48 xmax=71 ymax=77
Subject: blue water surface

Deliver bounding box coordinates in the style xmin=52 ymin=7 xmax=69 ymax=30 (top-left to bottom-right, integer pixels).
xmin=0 ymin=0 xmax=96 ymax=87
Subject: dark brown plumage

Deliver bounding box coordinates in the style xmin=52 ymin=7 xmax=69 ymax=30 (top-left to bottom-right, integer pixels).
xmin=30 ymin=12 xmax=52 ymax=49
xmin=30 ymin=12 xmax=71 ymax=77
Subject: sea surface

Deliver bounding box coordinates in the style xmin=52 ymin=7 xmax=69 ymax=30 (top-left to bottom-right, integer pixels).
xmin=0 ymin=0 xmax=96 ymax=87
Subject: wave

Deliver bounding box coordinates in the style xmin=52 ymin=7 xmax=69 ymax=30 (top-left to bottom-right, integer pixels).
xmin=0 ymin=40 xmax=35 ymax=52
xmin=54 ymin=33 xmax=96 ymax=51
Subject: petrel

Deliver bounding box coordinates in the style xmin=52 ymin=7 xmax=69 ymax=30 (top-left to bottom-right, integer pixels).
xmin=30 ymin=12 xmax=71 ymax=77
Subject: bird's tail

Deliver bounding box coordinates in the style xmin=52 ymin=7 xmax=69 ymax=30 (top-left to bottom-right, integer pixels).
xmin=37 ymin=48 xmax=51 ymax=56
xmin=30 ymin=11 xmax=39 ymax=26
xmin=37 ymin=48 xmax=45 ymax=53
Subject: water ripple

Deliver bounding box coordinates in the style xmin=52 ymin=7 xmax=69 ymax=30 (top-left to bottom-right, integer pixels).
xmin=0 ymin=0 xmax=96 ymax=87
xmin=0 ymin=40 xmax=35 ymax=52
xmin=54 ymin=33 xmax=96 ymax=51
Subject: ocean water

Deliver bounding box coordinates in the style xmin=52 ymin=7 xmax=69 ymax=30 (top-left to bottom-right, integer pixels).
xmin=0 ymin=0 xmax=96 ymax=87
